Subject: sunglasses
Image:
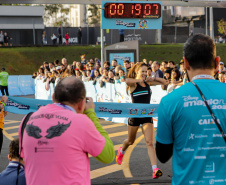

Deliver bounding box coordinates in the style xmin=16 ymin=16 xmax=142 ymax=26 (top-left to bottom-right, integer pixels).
xmin=89 ymin=65 xmax=94 ymax=67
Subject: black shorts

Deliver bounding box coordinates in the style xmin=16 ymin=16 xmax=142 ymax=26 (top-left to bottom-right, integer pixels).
xmin=128 ymin=117 xmax=153 ymax=126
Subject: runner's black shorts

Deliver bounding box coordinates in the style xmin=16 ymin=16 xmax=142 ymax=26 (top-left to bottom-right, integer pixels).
xmin=128 ymin=117 xmax=153 ymax=126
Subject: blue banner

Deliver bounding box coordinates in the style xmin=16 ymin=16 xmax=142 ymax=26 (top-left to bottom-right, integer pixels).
xmin=18 ymin=75 xmax=35 ymax=95
xmin=6 ymin=96 xmax=159 ymax=118
xmin=109 ymin=52 xmax=135 ymax=66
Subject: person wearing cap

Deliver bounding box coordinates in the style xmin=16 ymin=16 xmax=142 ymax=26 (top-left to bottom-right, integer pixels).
xmin=214 ymin=61 xmax=225 ymax=80
xmin=0 ymin=68 xmax=9 ymax=96
xmin=219 ymin=61 xmax=225 ymax=72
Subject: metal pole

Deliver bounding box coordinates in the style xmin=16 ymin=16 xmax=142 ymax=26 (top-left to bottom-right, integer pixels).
xmin=101 ymin=29 xmax=104 ymax=67
xmin=156 ymin=29 xmax=161 ymax=44
xmin=61 ymin=26 xmax=63 ymax=44
xmin=174 ymin=24 xmax=177 ymax=43
xmin=100 ymin=8 xmax=104 ymax=67
xmin=87 ymin=24 xmax=89 ymax=45
xmin=209 ymin=7 xmax=214 ymax=40
xmin=205 ymin=7 xmax=208 ymax=35
xmin=32 ymin=19 xmax=36 ymax=45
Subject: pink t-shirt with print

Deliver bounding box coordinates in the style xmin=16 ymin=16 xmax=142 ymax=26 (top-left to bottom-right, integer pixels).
xmin=19 ymin=104 xmax=105 ymax=185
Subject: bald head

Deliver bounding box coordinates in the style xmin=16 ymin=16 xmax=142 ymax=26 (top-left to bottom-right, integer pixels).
xmin=54 ymin=77 xmax=86 ymax=104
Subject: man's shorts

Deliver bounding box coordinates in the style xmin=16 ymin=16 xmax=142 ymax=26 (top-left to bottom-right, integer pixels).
xmin=128 ymin=117 xmax=153 ymax=126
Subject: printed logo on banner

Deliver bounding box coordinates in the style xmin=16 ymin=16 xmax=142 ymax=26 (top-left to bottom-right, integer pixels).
xmin=138 ymin=20 xmax=148 ymax=29
xmin=6 ymin=100 xmax=30 ymax=110
xmin=98 ymin=107 xmax=122 ymax=114
xmin=116 ymin=20 xmax=135 ymax=27
xmin=148 ymin=109 xmax=155 ymax=115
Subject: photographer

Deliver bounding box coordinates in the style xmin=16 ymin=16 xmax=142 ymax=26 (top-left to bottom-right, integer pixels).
xmin=19 ymin=77 xmax=115 ymax=185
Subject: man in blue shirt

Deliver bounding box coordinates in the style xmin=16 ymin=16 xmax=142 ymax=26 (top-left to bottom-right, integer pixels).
xmin=156 ymin=34 xmax=226 ymax=185
xmin=0 ymin=138 xmax=26 ymax=185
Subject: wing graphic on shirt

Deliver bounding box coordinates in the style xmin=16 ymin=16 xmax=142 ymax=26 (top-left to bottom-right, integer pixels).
xmin=26 ymin=123 xmax=42 ymax=139
xmin=45 ymin=121 xmax=71 ymax=139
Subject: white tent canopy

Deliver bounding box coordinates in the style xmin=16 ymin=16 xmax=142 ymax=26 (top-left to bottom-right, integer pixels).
xmin=0 ymin=0 xmax=225 ymax=8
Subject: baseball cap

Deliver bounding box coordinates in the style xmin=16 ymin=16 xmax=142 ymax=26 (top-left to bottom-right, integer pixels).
xmin=179 ymin=59 xmax=184 ymax=64
xmin=220 ymin=62 xmax=224 ymax=65
xmin=56 ymin=66 xmax=61 ymax=70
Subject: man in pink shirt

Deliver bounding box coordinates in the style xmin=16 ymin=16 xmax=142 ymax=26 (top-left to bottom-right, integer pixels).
xmin=19 ymin=77 xmax=115 ymax=185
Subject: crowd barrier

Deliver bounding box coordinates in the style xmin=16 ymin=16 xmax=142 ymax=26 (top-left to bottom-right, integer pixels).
xmin=35 ymin=79 xmax=169 ymax=126
xmin=2 ymin=75 xmax=35 ymax=96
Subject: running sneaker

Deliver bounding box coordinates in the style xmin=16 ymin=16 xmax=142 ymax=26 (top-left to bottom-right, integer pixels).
xmin=153 ymin=168 xmax=163 ymax=179
xmin=116 ymin=147 xmax=124 ymax=165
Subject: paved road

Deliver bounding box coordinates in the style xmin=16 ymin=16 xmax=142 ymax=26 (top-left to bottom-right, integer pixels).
xmin=0 ymin=96 xmax=172 ymax=185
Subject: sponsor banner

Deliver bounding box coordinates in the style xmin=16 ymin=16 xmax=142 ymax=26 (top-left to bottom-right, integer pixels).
xmin=6 ymin=96 xmax=159 ymax=118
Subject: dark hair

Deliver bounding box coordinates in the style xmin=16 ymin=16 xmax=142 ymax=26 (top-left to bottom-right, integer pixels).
xmin=183 ymin=34 xmax=216 ymax=69
xmin=9 ymin=138 xmax=21 ymax=159
xmin=126 ymin=62 xmax=147 ymax=94
xmin=162 ymin=60 xmax=168 ymax=64
xmin=171 ymin=68 xmax=181 ymax=81
xmin=123 ymin=60 xmax=130 ymax=64
xmin=168 ymin=61 xmax=175 ymax=65
xmin=112 ymin=59 xmax=117 ymax=63
xmin=104 ymin=61 xmax=110 ymax=66
xmin=49 ymin=62 xmax=54 ymax=65
xmin=54 ymin=60 xmax=59 ymax=65
xmin=39 ymin=68 xmax=44 ymax=73
xmin=94 ymin=69 xmax=100 ymax=76
xmin=54 ymin=76 xmax=86 ymax=104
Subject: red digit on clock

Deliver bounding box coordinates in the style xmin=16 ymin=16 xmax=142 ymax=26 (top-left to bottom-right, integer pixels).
xmin=109 ymin=4 xmax=117 ymax=15
xmin=144 ymin=4 xmax=151 ymax=15
xmin=117 ymin=3 xmax=124 ymax=16
xmin=135 ymin=4 xmax=141 ymax=16
xmin=153 ymin=4 xmax=159 ymax=15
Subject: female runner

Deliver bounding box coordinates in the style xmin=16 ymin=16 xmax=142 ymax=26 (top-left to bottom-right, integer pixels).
xmin=116 ymin=62 xmax=166 ymax=179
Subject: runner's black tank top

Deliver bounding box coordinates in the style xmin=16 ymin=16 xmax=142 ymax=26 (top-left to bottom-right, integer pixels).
xmin=130 ymin=82 xmax=151 ymax=104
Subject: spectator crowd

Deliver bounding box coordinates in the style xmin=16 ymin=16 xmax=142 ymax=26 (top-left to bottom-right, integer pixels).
xmin=32 ymin=55 xmax=226 ymax=92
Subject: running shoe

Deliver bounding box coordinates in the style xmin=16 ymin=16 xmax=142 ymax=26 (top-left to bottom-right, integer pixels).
xmin=153 ymin=168 xmax=163 ymax=179
xmin=116 ymin=147 xmax=124 ymax=165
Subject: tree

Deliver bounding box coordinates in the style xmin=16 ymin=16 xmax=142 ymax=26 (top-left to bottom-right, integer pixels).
xmin=217 ymin=19 xmax=226 ymax=37
xmin=44 ymin=4 xmax=70 ymax=27
xmin=87 ymin=5 xmax=101 ymax=26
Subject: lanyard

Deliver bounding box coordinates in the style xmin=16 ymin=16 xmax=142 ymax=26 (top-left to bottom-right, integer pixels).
xmin=191 ymin=81 xmax=226 ymax=143
xmin=192 ymin=74 xmax=214 ymax=81
xmin=54 ymin=103 xmax=77 ymax=113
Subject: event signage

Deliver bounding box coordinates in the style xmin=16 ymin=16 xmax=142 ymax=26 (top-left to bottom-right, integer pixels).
xmin=102 ymin=1 xmax=162 ymax=29
xmin=6 ymin=96 xmax=159 ymax=118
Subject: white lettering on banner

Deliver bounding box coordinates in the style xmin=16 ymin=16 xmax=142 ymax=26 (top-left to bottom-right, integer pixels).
xmin=199 ymin=119 xmax=220 ymax=125
xmin=116 ymin=20 xmax=136 ymax=27
xmin=63 ymin=37 xmax=77 ymax=43
xmin=115 ymin=45 xmax=128 ymax=49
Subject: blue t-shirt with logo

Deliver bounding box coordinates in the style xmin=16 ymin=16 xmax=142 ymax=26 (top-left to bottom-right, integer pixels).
xmin=156 ymin=79 xmax=226 ymax=185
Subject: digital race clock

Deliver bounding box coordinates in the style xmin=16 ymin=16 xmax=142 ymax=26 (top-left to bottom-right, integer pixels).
xmin=101 ymin=1 xmax=162 ymax=30
xmin=104 ymin=3 xmax=161 ymax=19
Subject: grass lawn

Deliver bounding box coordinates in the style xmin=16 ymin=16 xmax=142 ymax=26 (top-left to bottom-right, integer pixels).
xmin=0 ymin=44 xmax=225 ymax=75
